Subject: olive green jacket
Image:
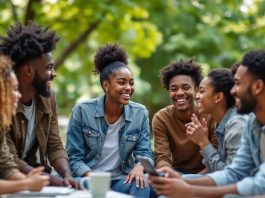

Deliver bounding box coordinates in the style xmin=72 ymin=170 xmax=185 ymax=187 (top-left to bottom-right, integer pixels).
xmin=0 ymin=131 xmax=18 ymax=178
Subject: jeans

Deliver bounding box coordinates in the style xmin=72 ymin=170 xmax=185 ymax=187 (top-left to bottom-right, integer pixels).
xmin=77 ymin=176 xmax=150 ymax=197
xmin=111 ymin=176 xmax=150 ymax=198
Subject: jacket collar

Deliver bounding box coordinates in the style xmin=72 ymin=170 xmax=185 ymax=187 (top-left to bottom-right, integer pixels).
xmin=16 ymin=94 xmax=52 ymax=115
xmin=93 ymin=95 xmax=132 ymax=122
xmin=216 ymin=107 xmax=236 ymax=135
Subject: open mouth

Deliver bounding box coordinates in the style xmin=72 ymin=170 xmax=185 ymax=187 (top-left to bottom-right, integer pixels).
xmin=121 ymin=93 xmax=130 ymax=100
xmin=175 ymin=98 xmax=187 ymax=105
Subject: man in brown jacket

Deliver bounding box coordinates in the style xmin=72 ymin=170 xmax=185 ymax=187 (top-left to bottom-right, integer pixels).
xmin=0 ymin=22 xmax=77 ymax=187
xmin=152 ymin=59 xmax=217 ymax=174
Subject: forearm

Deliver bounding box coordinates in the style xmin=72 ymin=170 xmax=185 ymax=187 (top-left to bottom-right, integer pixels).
xmin=52 ymin=158 xmax=72 ymax=177
xmin=185 ymin=175 xmax=216 ymax=186
xmin=201 ymin=144 xmax=226 ymax=172
xmin=20 ymin=164 xmax=34 ymax=175
xmin=8 ymin=170 xmax=26 ymax=180
xmin=0 ymin=179 xmax=29 ymax=194
xmin=191 ymin=183 xmax=238 ymax=198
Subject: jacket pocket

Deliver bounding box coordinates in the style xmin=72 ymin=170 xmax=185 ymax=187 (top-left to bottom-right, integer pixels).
xmin=82 ymin=127 xmax=100 ymax=147
xmin=123 ymin=133 xmax=139 ymax=153
xmin=125 ymin=134 xmax=139 ymax=142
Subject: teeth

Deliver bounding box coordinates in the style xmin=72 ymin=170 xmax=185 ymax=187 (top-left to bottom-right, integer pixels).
xmin=177 ymin=99 xmax=186 ymax=102
xmin=121 ymin=94 xmax=130 ymax=97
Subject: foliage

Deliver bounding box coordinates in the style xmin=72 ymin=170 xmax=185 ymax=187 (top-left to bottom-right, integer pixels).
xmin=1 ymin=0 xmax=265 ymax=118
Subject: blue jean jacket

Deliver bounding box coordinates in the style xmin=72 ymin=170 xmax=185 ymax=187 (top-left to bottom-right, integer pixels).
xmin=66 ymin=96 xmax=154 ymax=177
xmin=208 ymin=113 xmax=265 ymax=196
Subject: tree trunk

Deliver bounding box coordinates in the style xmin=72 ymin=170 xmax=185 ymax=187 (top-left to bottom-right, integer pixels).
xmin=54 ymin=20 xmax=100 ymax=69
xmin=24 ymin=0 xmax=42 ymax=25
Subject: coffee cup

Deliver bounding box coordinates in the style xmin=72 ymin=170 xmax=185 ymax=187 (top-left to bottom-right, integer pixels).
xmin=80 ymin=172 xmax=111 ymax=198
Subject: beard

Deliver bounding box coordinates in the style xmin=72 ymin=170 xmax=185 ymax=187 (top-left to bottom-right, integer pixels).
xmin=32 ymin=72 xmax=51 ymax=97
xmin=236 ymin=85 xmax=256 ymax=114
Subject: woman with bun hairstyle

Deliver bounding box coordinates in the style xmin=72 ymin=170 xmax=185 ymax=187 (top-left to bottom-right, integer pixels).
xmin=66 ymin=44 xmax=153 ymax=197
xmin=0 ymin=55 xmax=49 ymax=194
xmin=186 ymin=68 xmax=248 ymax=173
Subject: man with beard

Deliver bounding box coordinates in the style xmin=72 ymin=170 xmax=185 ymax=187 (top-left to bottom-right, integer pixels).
xmin=0 ymin=22 xmax=77 ymax=188
xmin=149 ymin=50 xmax=265 ymax=197
xmin=152 ymin=60 xmax=217 ymax=174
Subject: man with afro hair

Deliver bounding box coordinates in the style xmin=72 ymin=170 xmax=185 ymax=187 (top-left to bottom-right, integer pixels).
xmin=0 ymin=21 xmax=77 ymax=188
xmin=152 ymin=59 xmax=217 ymax=174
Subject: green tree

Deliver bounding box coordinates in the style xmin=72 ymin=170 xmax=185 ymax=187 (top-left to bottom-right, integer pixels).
xmin=1 ymin=0 xmax=265 ymax=119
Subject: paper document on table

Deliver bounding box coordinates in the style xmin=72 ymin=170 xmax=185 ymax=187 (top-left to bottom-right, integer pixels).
xmin=5 ymin=186 xmax=75 ymax=197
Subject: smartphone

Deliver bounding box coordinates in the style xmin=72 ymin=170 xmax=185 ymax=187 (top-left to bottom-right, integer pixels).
xmin=137 ymin=156 xmax=165 ymax=177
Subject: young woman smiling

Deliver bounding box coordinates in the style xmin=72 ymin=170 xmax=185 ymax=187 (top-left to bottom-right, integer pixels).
xmin=186 ymin=68 xmax=248 ymax=172
xmin=66 ymin=44 xmax=153 ymax=197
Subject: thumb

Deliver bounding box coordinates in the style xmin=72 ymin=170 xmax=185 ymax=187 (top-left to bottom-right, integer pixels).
xmin=28 ymin=166 xmax=45 ymax=176
xmin=202 ymin=118 xmax=207 ymax=129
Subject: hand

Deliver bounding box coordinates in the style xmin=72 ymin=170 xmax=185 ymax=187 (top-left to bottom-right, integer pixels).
xmin=149 ymin=177 xmax=192 ymax=198
xmin=156 ymin=166 xmax=181 ymax=178
xmin=63 ymin=175 xmax=79 ymax=189
xmin=124 ymin=164 xmax=146 ymax=189
xmin=49 ymin=175 xmax=65 ymax=186
xmin=26 ymin=167 xmax=49 ymax=191
xmin=185 ymin=114 xmax=210 ymax=149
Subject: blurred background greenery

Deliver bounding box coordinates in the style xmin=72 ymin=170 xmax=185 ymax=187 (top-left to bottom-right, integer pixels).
xmin=1 ymin=0 xmax=265 ymax=139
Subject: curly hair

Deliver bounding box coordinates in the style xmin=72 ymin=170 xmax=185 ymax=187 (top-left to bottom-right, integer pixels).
xmin=0 ymin=55 xmax=13 ymax=131
xmin=241 ymin=50 xmax=265 ymax=82
xmin=207 ymin=68 xmax=235 ymax=108
xmin=0 ymin=21 xmax=60 ymax=70
xmin=160 ymin=59 xmax=202 ymax=90
xmin=93 ymin=43 xmax=129 ymax=85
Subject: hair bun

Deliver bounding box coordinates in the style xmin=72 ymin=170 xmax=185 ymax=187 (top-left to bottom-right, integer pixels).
xmin=94 ymin=43 xmax=128 ymax=74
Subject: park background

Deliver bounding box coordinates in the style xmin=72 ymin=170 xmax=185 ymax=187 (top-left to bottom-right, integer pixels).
xmin=1 ymin=0 xmax=265 ymax=142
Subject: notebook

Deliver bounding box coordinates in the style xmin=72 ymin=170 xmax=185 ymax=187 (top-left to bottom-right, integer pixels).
xmin=5 ymin=186 xmax=75 ymax=197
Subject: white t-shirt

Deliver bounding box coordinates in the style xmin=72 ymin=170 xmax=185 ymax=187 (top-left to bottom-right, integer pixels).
xmin=22 ymin=98 xmax=36 ymax=159
xmin=95 ymin=116 xmax=124 ymax=179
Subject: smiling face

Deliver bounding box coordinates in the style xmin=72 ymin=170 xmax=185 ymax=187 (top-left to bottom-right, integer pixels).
xmin=31 ymin=53 xmax=56 ymax=97
xmin=169 ymin=75 xmax=196 ymax=112
xmin=197 ymin=77 xmax=217 ymax=114
xmin=231 ymin=65 xmax=257 ymax=114
xmin=10 ymin=72 xmax=21 ymax=115
xmin=103 ymin=67 xmax=134 ymax=105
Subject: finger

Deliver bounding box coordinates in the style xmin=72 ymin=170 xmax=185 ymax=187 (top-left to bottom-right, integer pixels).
xmin=141 ymin=176 xmax=146 ymax=189
xmin=186 ymin=126 xmax=194 ymax=133
xmin=135 ymin=175 xmax=140 ymax=188
xmin=71 ymin=180 xmax=79 ymax=189
xmin=63 ymin=179 xmax=71 ymax=187
xmin=157 ymin=167 xmax=172 ymax=175
xmin=28 ymin=166 xmax=45 ymax=176
xmin=123 ymin=175 xmax=130 ymax=184
xmin=149 ymin=176 xmax=165 ymax=184
xmin=128 ymin=174 xmax=135 ymax=184
xmin=192 ymin=114 xmax=201 ymax=125
xmin=202 ymin=118 xmax=207 ymax=128
xmin=187 ymin=121 xmax=196 ymax=128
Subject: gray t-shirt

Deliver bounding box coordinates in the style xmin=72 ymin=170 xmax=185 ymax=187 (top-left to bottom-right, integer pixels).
xmin=22 ymin=98 xmax=36 ymax=159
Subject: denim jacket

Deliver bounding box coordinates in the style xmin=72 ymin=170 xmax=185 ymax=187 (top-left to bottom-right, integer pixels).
xmin=200 ymin=107 xmax=248 ymax=172
xmin=208 ymin=113 xmax=265 ymax=196
xmin=66 ymin=96 xmax=154 ymax=177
